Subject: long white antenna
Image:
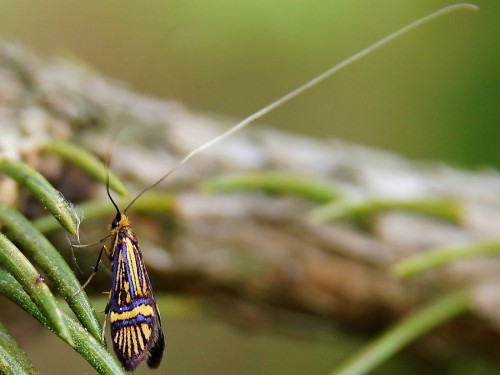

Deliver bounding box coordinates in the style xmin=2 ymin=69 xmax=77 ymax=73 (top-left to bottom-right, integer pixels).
xmin=125 ymin=3 xmax=478 ymax=212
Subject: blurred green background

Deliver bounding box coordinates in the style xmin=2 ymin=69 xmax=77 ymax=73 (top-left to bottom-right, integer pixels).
xmin=0 ymin=0 xmax=497 ymax=167
xmin=0 ymin=1 xmax=498 ymax=374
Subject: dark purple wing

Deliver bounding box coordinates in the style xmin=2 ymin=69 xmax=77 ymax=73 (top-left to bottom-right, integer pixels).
xmin=108 ymin=229 xmax=164 ymax=371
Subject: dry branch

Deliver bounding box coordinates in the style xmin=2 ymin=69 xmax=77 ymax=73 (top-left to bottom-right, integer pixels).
xmin=2 ymin=42 xmax=500 ymax=360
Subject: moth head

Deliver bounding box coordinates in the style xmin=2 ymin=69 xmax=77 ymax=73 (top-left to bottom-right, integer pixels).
xmin=111 ymin=212 xmax=122 ymax=229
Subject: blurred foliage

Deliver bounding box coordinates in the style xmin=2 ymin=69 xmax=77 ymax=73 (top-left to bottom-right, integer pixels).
xmin=0 ymin=1 xmax=496 ymax=167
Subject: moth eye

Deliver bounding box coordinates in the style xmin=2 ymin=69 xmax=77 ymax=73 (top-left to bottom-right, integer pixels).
xmin=111 ymin=213 xmax=122 ymax=229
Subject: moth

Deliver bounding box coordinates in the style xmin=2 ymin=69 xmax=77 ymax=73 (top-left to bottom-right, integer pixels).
xmin=86 ymin=181 xmax=165 ymax=371
xmin=104 ymin=208 xmax=164 ymax=371
xmin=79 ymin=156 xmax=172 ymax=371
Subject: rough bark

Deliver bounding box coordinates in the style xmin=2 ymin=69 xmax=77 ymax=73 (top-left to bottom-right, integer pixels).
xmin=2 ymin=42 xmax=500 ymax=360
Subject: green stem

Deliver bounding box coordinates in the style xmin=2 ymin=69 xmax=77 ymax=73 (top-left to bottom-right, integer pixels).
xmin=0 ymin=270 xmax=125 ymax=375
xmin=310 ymin=198 xmax=462 ymax=227
xmin=202 ymin=172 xmax=340 ymax=203
xmin=0 ymin=233 xmax=73 ymax=346
xmin=330 ymin=290 xmax=470 ymax=375
xmin=0 ymin=203 xmax=102 ymax=342
xmin=0 ymin=158 xmax=78 ymax=234
xmin=41 ymin=141 xmax=128 ymax=196
xmin=0 ymin=320 xmax=38 ymax=375
xmin=33 ymin=192 xmax=176 ymax=234
xmin=393 ymin=241 xmax=500 ymax=278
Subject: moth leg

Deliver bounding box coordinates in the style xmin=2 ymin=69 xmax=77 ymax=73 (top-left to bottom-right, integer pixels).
xmin=71 ymin=244 xmax=107 ymax=298
xmin=102 ymin=294 xmax=111 ymax=346
xmin=70 ymin=233 xmax=110 ymax=248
